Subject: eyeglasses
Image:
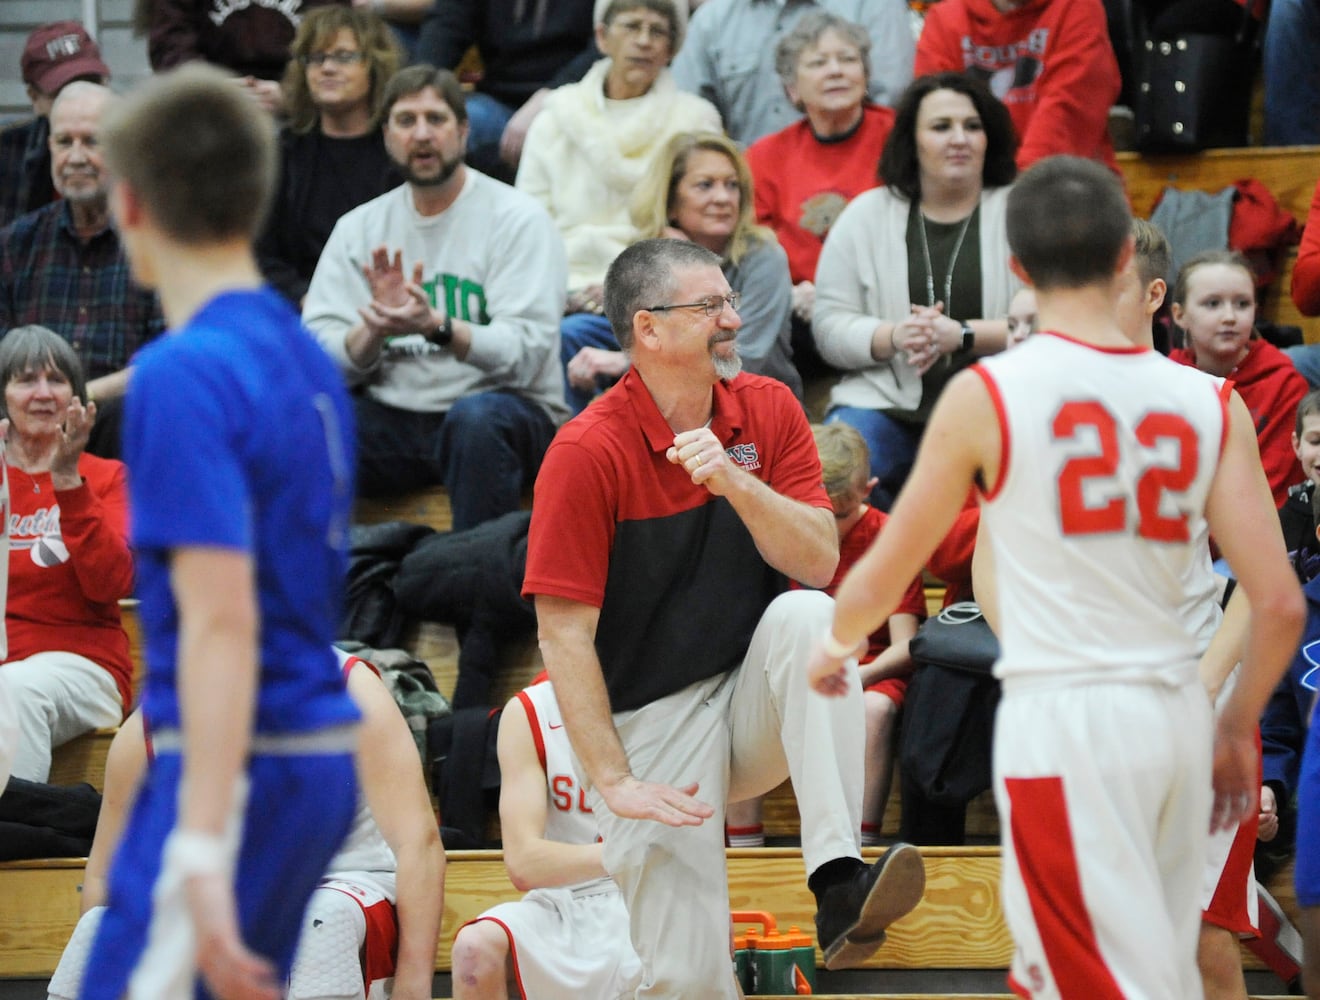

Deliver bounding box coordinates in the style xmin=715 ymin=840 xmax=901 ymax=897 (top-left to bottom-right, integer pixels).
xmin=646 ymin=292 xmax=740 ymax=317
xmin=300 ymin=50 xmax=365 ymax=67
xmin=611 ymin=18 xmax=675 ymax=41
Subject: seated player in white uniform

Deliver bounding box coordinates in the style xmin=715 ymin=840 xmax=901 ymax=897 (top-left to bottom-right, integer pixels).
xmin=450 ymin=674 xmax=643 ymax=999
xmin=47 ymin=650 xmax=445 ymax=1000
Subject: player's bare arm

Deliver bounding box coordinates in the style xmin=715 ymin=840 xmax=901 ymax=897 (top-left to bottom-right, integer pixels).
xmin=668 ymin=427 xmax=837 ymax=588
xmin=1198 ymin=585 xmax=1249 ymax=705
xmin=810 ymin=370 xmax=999 ymax=694
xmin=80 ymin=711 xmax=148 ymax=914
xmin=172 ymin=545 xmax=281 ymax=1000
xmin=970 ymin=514 xmax=1000 ymax=635
xmin=497 ymin=696 xmax=609 ymax=891
xmin=535 ymin=595 xmax=714 ymax=828
xmin=351 ymin=666 xmax=446 ymax=1000
xmin=1203 ymin=390 xmax=1305 ymax=832
xmin=857 ymin=615 xmax=918 ymax=688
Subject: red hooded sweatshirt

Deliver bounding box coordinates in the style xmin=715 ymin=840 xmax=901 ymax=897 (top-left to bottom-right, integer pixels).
xmin=1292 ymin=175 xmax=1320 ymax=316
xmin=914 ymin=0 xmax=1120 ymax=171
xmin=1169 ymin=337 xmax=1307 ymax=509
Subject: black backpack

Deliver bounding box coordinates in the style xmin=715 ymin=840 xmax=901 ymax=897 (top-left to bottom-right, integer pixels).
xmin=899 ymin=603 xmax=1001 ymax=807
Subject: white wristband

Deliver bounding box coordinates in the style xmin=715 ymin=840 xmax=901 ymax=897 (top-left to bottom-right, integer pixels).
xmin=163 ymin=828 xmax=228 ymax=878
xmin=821 ymin=629 xmax=855 ymax=659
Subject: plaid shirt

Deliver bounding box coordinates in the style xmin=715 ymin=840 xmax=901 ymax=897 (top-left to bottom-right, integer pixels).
xmin=0 ymin=200 xmax=164 ymax=380
xmin=0 ymin=117 xmax=54 ymax=229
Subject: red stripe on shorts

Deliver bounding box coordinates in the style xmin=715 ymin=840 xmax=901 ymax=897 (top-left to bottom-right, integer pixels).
xmin=1004 ymin=776 xmax=1125 ymax=1000
xmin=1204 ymin=727 xmax=1263 ymax=934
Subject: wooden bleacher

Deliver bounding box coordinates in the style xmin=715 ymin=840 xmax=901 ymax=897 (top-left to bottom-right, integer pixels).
xmin=0 ymin=847 xmax=1014 ymax=979
xmin=0 ymin=847 xmax=1300 ymax=990
xmin=1117 ymin=145 xmax=1320 ymax=341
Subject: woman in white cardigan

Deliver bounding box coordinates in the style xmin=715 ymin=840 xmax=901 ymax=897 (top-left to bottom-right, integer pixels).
xmin=813 ymin=72 xmax=1021 ymax=510
xmin=516 ymin=0 xmax=721 ymax=410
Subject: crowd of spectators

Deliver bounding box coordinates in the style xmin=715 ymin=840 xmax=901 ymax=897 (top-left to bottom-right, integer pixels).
xmin=3 ymin=0 xmax=1320 ymax=991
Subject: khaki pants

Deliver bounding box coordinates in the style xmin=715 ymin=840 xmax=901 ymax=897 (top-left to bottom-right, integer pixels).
xmin=588 ymin=590 xmax=865 ymax=998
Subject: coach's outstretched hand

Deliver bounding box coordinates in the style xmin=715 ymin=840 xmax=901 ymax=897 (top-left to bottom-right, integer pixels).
xmin=602 ymin=775 xmax=714 ymax=829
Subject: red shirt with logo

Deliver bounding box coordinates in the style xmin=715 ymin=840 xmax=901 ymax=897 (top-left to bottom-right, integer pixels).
xmin=7 ymin=453 xmax=133 ymax=711
xmin=524 ymin=370 xmax=831 ymax=711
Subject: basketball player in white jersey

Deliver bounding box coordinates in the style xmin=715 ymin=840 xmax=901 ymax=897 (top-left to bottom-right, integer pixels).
xmin=47 ymin=650 xmax=445 ymax=1000
xmin=988 ymin=216 xmax=1266 ymax=997
xmin=808 ymin=155 xmax=1304 ymax=1000
xmin=451 ymin=675 xmax=642 ymax=999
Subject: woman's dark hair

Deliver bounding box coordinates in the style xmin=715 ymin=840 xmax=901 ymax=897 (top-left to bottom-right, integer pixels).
xmin=878 ymin=71 xmax=1018 ymax=200
xmin=0 ymin=325 xmax=87 ymax=413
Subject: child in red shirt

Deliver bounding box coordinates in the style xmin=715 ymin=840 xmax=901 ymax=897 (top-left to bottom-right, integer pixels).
xmin=725 ymin=423 xmax=927 ymax=848
xmin=810 ymin=423 xmax=928 ymax=845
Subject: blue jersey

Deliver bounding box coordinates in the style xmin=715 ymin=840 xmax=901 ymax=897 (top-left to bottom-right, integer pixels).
xmin=124 ymin=286 xmax=358 ymax=734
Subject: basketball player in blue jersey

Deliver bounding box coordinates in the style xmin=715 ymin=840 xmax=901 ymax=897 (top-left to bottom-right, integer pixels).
xmin=86 ymin=64 xmax=360 ymax=1000
xmin=810 ymin=156 xmax=1304 ymax=1000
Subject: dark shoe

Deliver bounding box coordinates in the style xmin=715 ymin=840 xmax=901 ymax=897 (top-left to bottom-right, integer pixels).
xmin=814 ymin=842 xmax=925 ymax=970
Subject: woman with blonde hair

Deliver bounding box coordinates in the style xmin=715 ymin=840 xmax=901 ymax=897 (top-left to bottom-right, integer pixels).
xmin=565 ymin=131 xmax=800 ymax=410
xmin=257 ymin=6 xmax=404 ymax=304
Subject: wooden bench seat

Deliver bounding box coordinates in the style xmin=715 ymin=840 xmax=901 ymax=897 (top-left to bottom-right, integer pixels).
xmin=440 ymin=846 xmax=1012 ymax=972
xmin=47 ymin=729 xmax=116 ymax=793
xmin=1116 ymin=145 xmax=1320 ymax=341
xmin=0 ymin=859 xmax=84 ymax=978
xmin=355 ymin=487 xmax=453 ymax=533
xmin=0 ymin=847 xmax=1299 ymax=984
xmin=0 ymin=848 xmax=1011 ymax=978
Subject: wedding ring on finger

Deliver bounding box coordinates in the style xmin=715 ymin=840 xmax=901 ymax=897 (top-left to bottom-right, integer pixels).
xmin=691 ymin=453 xmax=702 ymax=470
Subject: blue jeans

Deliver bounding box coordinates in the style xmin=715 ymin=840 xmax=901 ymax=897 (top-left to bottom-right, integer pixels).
xmin=824 ymin=406 xmax=923 ymax=512
xmin=464 ymin=92 xmax=517 ymax=181
xmin=353 ymin=389 xmax=554 ymax=531
xmin=1264 ymin=0 xmax=1320 ymax=144
xmin=560 ymin=313 xmax=620 ymax=414
xmin=1286 ymin=343 xmax=1320 ymax=388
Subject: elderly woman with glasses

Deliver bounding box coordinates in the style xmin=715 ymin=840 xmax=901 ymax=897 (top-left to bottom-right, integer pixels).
xmin=256 ymin=6 xmax=404 ymax=305
xmin=564 ymin=131 xmax=801 ymax=411
xmin=746 ymin=13 xmax=895 ymax=342
xmin=813 ymin=72 xmax=1021 ymax=511
xmin=516 ymin=0 xmax=721 ymax=413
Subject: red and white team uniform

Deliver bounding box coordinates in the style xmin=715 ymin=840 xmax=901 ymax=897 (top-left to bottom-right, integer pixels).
xmin=460 ymin=679 xmax=642 ymax=999
xmin=289 ymin=653 xmax=400 ymax=1000
xmin=1181 ymin=512 xmax=1262 ymax=938
xmin=1167 ymin=376 xmax=1260 ymax=939
xmin=973 ymin=332 xmax=1228 ymax=1000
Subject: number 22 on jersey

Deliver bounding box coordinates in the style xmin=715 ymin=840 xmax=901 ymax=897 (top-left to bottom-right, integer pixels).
xmin=1053 ymin=400 xmax=1199 ymax=542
